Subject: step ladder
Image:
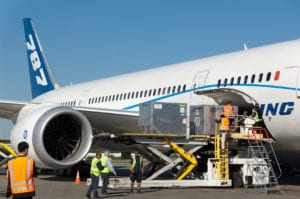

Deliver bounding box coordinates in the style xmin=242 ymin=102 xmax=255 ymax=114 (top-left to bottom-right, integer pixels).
xmin=246 ymin=127 xmax=282 ymax=194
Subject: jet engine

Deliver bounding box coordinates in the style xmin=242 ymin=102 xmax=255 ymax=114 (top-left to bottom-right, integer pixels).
xmin=10 ymin=104 xmax=93 ymax=169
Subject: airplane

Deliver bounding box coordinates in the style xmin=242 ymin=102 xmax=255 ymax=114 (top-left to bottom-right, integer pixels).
xmin=0 ymin=18 xmax=300 ymax=173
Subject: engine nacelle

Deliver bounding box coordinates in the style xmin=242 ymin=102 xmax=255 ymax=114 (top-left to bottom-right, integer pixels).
xmin=10 ymin=104 xmax=93 ymax=169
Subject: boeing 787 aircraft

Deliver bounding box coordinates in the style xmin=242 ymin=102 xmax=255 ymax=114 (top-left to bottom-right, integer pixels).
xmin=0 ymin=18 xmax=299 ymax=174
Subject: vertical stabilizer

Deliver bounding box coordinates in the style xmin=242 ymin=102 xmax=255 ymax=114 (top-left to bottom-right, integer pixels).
xmin=23 ymin=18 xmax=59 ymax=98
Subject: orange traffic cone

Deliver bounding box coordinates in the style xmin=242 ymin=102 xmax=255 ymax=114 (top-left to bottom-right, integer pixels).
xmin=74 ymin=170 xmax=81 ymax=184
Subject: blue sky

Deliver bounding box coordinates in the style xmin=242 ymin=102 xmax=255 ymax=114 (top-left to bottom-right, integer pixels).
xmin=1 ymin=0 xmax=300 ymax=139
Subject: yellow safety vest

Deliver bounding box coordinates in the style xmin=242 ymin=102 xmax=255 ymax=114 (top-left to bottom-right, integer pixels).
xmin=100 ymin=156 xmax=110 ymax=173
xmin=8 ymin=156 xmax=35 ymax=194
xmin=253 ymin=110 xmax=260 ymax=123
xmin=131 ymin=154 xmax=143 ymax=169
xmin=90 ymin=157 xmax=101 ymax=176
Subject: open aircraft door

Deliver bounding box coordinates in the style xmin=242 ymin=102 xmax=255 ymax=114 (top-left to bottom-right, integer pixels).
xmin=190 ymin=70 xmax=209 ymax=105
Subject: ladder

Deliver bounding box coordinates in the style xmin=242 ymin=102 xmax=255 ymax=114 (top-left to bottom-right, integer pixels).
xmin=246 ymin=127 xmax=282 ymax=194
xmin=214 ymin=134 xmax=229 ymax=180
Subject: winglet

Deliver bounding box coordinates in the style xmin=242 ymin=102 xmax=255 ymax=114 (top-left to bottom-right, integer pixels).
xmin=23 ymin=18 xmax=59 ymax=98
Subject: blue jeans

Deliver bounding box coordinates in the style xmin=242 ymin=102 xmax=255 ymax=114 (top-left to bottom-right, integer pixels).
xmin=86 ymin=174 xmax=100 ymax=198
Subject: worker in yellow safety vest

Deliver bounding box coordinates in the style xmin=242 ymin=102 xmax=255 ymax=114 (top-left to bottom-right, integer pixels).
xmin=129 ymin=151 xmax=144 ymax=193
xmin=100 ymin=151 xmax=116 ymax=195
xmin=86 ymin=152 xmax=103 ymax=199
xmin=251 ymin=106 xmax=260 ymax=125
xmin=6 ymin=141 xmax=38 ymax=199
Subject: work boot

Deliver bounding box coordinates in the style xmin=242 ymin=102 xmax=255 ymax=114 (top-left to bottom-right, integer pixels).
xmin=85 ymin=194 xmax=91 ymax=198
xmin=129 ymin=189 xmax=133 ymax=193
xmin=137 ymin=188 xmax=141 ymax=193
xmin=102 ymin=191 xmax=108 ymax=195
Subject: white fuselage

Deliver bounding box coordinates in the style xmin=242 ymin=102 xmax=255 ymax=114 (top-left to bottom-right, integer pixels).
xmin=32 ymin=39 xmax=300 ymax=169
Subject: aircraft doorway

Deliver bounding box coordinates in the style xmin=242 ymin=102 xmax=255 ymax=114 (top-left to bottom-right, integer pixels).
xmin=190 ymin=70 xmax=209 ymax=105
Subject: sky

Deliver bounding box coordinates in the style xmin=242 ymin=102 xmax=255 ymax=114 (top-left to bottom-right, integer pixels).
xmin=1 ymin=0 xmax=300 ymax=139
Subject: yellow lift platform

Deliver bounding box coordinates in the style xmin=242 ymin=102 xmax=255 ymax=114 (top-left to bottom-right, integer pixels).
xmin=0 ymin=141 xmax=17 ymax=168
xmin=164 ymin=139 xmax=198 ymax=180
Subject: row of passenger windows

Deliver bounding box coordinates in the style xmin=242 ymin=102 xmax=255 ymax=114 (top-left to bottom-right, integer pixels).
xmin=88 ymin=84 xmax=187 ymax=104
xmin=61 ymin=101 xmax=76 ymax=106
xmin=217 ymin=71 xmax=280 ymax=87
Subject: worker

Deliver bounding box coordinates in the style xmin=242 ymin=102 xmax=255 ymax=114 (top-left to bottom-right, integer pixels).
xmin=238 ymin=110 xmax=248 ymax=133
xmin=6 ymin=141 xmax=38 ymax=199
xmin=100 ymin=151 xmax=117 ymax=195
xmin=129 ymin=151 xmax=144 ymax=193
xmin=215 ymin=113 xmax=230 ymax=150
xmin=86 ymin=152 xmax=104 ymax=199
xmin=251 ymin=106 xmax=261 ymax=126
xmin=222 ymin=101 xmax=235 ymax=118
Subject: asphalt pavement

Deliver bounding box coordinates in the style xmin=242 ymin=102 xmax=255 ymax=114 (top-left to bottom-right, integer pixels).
xmin=1 ymin=174 xmax=300 ymax=199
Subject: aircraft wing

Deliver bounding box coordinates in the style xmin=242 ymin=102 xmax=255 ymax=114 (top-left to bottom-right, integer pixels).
xmin=74 ymin=106 xmax=141 ymax=135
xmin=0 ymin=100 xmax=32 ymax=120
xmin=0 ymin=99 xmax=141 ymax=134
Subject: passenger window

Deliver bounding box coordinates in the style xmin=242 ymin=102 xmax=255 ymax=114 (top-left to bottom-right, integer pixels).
xmin=230 ymin=77 xmax=234 ymax=86
xmin=144 ymin=90 xmax=148 ymax=97
xmin=177 ymin=85 xmax=181 ymax=92
xmin=237 ymin=76 xmax=241 ymax=85
xmin=149 ymin=89 xmax=152 ymax=96
xmin=251 ymin=74 xmax=255 ymax=83
xmin=258 ymin=73 xmax=263 ymax=82
xmin=162 ymin=87 xmax=166 ymax=95
xmin=217 ymin=79 xmax=221 ymax=88
xmin=172 ymin=86 xmax=176 ymax=93
xmin=131 ymin=92 xmax=134 ymax=99
xmin=167 ymin=87 xmax=171 ymax=94
xmin=244 ymin=75 xmax=248 ymax=84
xmin=183 ymin=84 xmax=186 ymax=92
xmin=224 ymin=78 xmax=227 ymax=87
xmin=266 ymin=72 xmax=271 ymax=81
xmin=140 ymin=91 xmax=143 ymax=98
xmin=135 ymin=91 xmax=139 ymax=98
xmin=158 ymin=88 xmax=161 ymax=95
xmin=153 ymin=89 xmax=156 ymax=96
xmin=275 ymin=71 xmax=280 ymax=81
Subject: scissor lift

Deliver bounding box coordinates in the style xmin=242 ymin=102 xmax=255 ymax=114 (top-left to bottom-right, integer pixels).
xmin=96 ymin=103 xmax=281 ymax=191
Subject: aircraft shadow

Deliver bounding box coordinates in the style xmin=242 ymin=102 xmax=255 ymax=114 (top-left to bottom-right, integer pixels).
xmin=102 ymin=188 xmax=161 ymax=198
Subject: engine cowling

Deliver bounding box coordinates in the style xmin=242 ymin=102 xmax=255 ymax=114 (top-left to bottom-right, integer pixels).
xmin=10 ymin=104 xmax=93 ymax=169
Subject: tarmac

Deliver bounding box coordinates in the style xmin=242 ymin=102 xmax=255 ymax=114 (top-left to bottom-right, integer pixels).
xmin=1 ymin=174 xmax=300 ymax=199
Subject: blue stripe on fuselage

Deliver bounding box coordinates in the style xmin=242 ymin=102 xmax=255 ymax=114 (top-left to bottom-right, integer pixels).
xmin=122 ymin=83 xmax=296 ymax=110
